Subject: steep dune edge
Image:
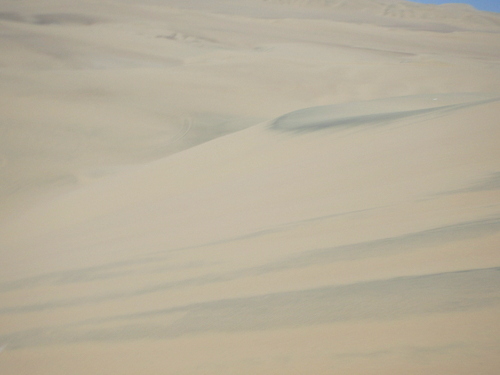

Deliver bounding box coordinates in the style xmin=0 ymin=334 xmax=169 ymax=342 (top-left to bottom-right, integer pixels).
xmin=1 ymin=94 xmax=499 ymax=276
xmin=1 ymin=0 xmax=499 ymax=227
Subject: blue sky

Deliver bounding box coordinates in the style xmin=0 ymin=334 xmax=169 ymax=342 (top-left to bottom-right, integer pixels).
xmin=407 ymin=0 xmax=500 ymax=13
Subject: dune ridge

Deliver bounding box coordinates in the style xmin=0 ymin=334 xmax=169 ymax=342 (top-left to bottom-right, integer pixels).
xmin=260 ymin=0 xmax=500 ymax=27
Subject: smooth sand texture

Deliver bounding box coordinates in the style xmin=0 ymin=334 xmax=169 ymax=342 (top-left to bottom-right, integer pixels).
xmin=1 ymin=0 xmax=500 ymax=374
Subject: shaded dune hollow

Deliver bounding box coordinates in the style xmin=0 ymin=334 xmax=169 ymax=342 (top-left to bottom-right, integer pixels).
xmin=270 ymin=93 xmax=500 ymax=131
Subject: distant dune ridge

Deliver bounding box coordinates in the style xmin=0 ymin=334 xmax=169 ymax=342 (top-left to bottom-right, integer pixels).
xmin=1 ymin=0 xmax=499 ymax=374
xmin=261 ymin=0 xmax=498 ymax=20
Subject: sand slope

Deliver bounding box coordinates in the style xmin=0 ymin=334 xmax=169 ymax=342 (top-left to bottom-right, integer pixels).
xmin=1 ymin=0 xmax=500 ymax=374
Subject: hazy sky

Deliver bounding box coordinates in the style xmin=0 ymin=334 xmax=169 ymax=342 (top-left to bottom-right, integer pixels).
xmin=408 ymin=0 xmax=500 ymax=12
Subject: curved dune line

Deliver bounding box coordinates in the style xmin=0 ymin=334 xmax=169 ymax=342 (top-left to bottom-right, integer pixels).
xmin=167 ymin=117 xmax=192 ymax=144
xmin=138 ymin=116 xmax=192 ymax=145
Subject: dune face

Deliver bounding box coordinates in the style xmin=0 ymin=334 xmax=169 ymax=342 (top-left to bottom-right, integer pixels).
xmin=1 ymin=0 xmax=500 ymax=374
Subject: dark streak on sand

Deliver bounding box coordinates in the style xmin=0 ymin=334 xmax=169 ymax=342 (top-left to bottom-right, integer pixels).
xmin=0 ymin=217 xmax=499 ymax=316
xmin=270 ymin=96 xmax=500 ymax=132
xmin=1 ymin=267 xmax=499 ymax=350
xmin=436 ymin=171 xmax=500 ymax=197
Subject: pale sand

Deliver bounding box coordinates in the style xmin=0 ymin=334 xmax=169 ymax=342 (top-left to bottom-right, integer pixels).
xmin=1 ymin=0 xmax=500 ymax=374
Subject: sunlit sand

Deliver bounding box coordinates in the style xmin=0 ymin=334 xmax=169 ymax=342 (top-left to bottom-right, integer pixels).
xmin=1 ymin=1 xmax=499 ymax=374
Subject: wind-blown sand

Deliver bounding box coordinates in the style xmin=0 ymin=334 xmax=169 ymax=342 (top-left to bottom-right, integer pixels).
xmin=1 ymin=0 xmax=500 ymax=374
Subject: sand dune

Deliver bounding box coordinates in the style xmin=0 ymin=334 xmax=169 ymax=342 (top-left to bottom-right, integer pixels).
xmin=1 ymin=0 xmax=499 ymax=374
